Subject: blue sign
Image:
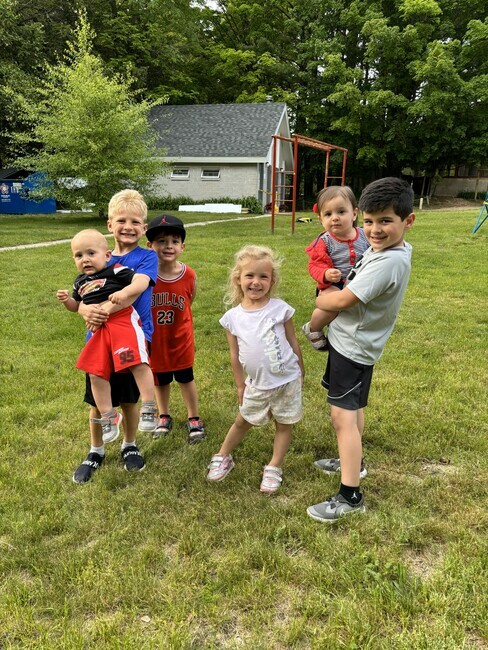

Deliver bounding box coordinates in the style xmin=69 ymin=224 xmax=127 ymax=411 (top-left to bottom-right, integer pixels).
xmin=0 ymin=173 xmax=56 ymax=214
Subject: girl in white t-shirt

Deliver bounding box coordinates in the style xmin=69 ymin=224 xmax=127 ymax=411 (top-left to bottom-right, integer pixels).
xmin=207 ymin=245 xmax=304 ymax=493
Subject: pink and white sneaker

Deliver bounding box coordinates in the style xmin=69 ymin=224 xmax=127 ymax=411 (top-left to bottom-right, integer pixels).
xmin=207 ymin=454 xmax=235 ymax=481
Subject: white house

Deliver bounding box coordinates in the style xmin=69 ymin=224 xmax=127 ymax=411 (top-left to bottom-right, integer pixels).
xmin=150 ymin=101 xmax=293 ymax=208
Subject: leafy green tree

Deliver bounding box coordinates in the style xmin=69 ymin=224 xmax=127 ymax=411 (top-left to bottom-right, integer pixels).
xmin=199 ymin=0 xmax=488 ymax=189
xmin=81 ymin=0 xmax=207 ymax=103
xmin=15 ymin=11 xmax=165 ymax=214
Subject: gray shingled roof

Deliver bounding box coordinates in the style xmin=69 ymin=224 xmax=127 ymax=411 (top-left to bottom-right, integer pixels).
xmin=150 ymin=102 xmax=287 ymax=158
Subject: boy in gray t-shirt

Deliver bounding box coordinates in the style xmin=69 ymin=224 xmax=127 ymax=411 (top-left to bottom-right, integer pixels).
xmin=307 ymin=177 xmax=416 ymax=522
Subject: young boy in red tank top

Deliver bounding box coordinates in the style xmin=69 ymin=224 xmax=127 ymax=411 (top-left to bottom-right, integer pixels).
xmin=146 ymin=215 xmax=205 ymax=444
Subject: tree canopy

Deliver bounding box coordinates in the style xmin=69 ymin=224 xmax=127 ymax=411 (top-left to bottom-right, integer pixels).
xmin=2 ymin=0 xmax=487 ymax=191
xmin=14 ymin=10 xmax=165 ymax=213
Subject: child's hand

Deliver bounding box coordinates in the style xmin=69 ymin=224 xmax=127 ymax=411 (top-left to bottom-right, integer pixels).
xmin=56 ymin=290 xmax=70 ymax=302
xmin=87 ymin=322 xmax=102 ymax=333
xmin=325 ymin=268 xmax=342 ymax=283
xmin=79 ymin=303 xmax=109 ymax=327
xmin=108 ymin=290 xmax=126 ymax=305
xmin=237 ymin=385 xmax=245 ymax=406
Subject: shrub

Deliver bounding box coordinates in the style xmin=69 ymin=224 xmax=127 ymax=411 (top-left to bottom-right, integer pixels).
xmin=145 ymin=195 xmax=263 ymax=214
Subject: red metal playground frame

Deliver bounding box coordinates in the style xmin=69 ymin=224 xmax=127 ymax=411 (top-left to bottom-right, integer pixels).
xmin=270 ymin=134 xmax=348 ymax=233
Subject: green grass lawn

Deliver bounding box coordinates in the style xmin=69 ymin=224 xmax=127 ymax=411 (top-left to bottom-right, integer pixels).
xmin=0 ymin=208 xmax=487 ymax=648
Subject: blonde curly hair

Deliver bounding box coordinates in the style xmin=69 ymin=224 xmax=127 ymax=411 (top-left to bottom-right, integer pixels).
xmin=224 ymin=244 xmax=282 ymax=306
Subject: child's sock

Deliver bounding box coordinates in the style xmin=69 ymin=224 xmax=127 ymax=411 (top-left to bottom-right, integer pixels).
xmin=339 ymin=483 xmax=362 ymax=505
xmin=90 ymin=445 xmax=105 ymax=456
xmin=101 ymin=408 xmax=117 ymax=420
xmin=121 ymin=439 xmax=136 ymax=451
xmin=142 ymin=400 xmax=157 ymax=409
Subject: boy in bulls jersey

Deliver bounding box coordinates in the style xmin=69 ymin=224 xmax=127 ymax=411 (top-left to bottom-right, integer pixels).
xmin=57 ymin=229 xmax=158 ymax=446
xmin=146 ymin=215 xmax=205 ymax=443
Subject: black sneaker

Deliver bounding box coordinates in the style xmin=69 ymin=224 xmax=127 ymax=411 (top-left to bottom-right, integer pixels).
xmin=72 ymin=452 xmax=105 ymax=484
xmin=121 ymin=445 xmax=145 ymax=472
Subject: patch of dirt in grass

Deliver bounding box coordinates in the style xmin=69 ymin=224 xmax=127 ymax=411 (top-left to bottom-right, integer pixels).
xmin=213 ymin=616 xmax=251 ymax=647
xmin=404 ymin=547 xmax=445 ymax=580
xmin=424 ymin=197 xmax=481 ymax=211
xmin=0 ymin=536 xmax=16 ymax=551
xmin=465 ymin=631 xmax=488 ymax=649
xmin=419 ymin=458 xmax=458 ymax=476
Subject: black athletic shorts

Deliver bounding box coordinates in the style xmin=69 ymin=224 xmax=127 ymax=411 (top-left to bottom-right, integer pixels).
xmin=84 ymin=372 xmax=139 ymax=407
xmin=321 ymin=342 xmax=374 ymax=410
xmin=154 ymin=367 xmax=194 ymax=386
xmin=83 ymin=341 xmax=151 ymax=407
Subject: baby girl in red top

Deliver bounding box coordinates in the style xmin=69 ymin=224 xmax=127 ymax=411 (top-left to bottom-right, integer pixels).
xmin=302 ymin=186 xmax=369 ymax=350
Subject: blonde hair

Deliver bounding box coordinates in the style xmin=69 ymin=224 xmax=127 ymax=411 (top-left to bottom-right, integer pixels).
xmin=316 ymin=185 xmax=357 ymax=217
xmin=224 ymin=244 xmax=282 ymax=306
xmin=71 ymin=228 xmax=108 ymax=249
xmin=108 ymin=189 xmax=147 ymax=222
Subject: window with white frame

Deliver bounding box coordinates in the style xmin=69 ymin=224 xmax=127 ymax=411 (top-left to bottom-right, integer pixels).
xmin=201 ymin=168 xmax=221 ymax=180
xmin=170 ymin=168 xmax=190 ymax=180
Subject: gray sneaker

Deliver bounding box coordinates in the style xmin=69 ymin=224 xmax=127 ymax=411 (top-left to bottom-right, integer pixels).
xmin=314 ymin=457 xmax=368 ymax=479
xmin=138 ymin=405 xmax=158 ymax=433
xmin=90 ymin=411 xmax=123 ymax=444
xmin=307 ymin=493 xmax=365 ymax=522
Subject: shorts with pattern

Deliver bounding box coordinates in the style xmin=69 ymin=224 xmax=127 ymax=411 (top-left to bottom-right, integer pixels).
xmin=239 ymin=377 xmax=302 ymax=426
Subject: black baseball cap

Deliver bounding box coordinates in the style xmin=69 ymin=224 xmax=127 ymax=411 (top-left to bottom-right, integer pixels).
xmin=146 ymin=214 xmax=186 ymax=242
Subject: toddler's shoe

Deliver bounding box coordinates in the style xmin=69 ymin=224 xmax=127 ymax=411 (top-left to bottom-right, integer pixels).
xmin=91 ymin=411 xmax=123 ymax=444
xmin=153 ymin=414 xmax=173 ymax=439
xmin=187 ymin=417 xmax=206 ymax=444
xmin=260 ymin=465 xmax=283 ymax=494
xmin=138 ymin=405 xmax=158 ymax=433
xmin=301 ymin=322 xmax=328 ymax=351
xmin=207 ymin=454 xmax=234 ymax=481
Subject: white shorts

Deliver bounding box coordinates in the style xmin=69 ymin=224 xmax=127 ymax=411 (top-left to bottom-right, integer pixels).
xmin=239 ymin=377 xmax=302 ymax=426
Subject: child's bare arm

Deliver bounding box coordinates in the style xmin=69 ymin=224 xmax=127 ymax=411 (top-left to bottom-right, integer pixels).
xmin=316 ymin=287 xmax=360 ymax=312
xmin=226 ymin=331 xmax=246 ymax=405
xmin=56 ymin=290 xmax=79 ymax=312
xmin=284 ymin=318 xmax=305 ymax=380
xmin=190 ymin=276 xmax=197 ymax=304
xmin=109 ymin=273 xmax=150 ymax=306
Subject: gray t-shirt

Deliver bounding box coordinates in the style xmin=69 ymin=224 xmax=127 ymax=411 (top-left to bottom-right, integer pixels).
xmin=327 ymin=242 xmax=412 ymax=365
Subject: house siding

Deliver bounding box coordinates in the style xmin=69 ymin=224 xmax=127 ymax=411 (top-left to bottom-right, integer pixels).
xmin=151 ymin=163 xmax=260 ymax=200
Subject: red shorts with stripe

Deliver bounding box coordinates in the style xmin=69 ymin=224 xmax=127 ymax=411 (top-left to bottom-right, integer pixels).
xmin=76 ymin=307 xmax=149 ymax=381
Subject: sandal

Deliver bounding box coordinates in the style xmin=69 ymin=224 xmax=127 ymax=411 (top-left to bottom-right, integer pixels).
xmin=260 ymin=465 xmax=283 ymax=494
xmin=301 ymin=322 xmax=328 ymax=351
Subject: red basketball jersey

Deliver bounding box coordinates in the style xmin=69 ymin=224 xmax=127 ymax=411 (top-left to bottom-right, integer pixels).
xmin=150 ymin=263 xmax=196 ymax=372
